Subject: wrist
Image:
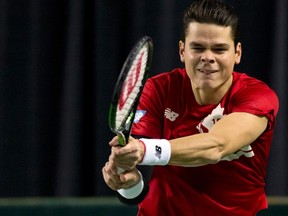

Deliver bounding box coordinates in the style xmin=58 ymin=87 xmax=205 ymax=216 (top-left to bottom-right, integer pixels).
xmin=138 ymin=138 xmax=171 ymax=166
xmin=117 ymin=171 xmax=144 ymax=199
xmin=138 ymin=139 xmax=146 ymax=163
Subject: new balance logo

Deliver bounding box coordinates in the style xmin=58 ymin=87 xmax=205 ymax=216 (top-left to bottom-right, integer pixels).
xmin=164 ymin=108 xmax=179 ymax=121
xmin=155 ymin=145 xmax=162 ymax=159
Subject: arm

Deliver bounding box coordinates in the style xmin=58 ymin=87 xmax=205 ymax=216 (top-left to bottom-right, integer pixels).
xmin=105 ymin=112 xmax=267 ymax=204
xmin=169 ymin=112 xmax=268 ymax=166
xmin=110 ymin=112 xmax=268 ymax=168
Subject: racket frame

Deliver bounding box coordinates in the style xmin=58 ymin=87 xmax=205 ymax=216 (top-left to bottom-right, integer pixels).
xmin=108 ymin=36 xmax=153 ymax=146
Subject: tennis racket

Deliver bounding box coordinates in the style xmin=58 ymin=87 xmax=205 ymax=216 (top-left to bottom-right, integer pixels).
xmin=108 ymin=36 xmax=153 ymax=172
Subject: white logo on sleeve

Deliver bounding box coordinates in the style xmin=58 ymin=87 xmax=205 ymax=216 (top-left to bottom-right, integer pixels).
xmin=196 ymin=104 xmax=224 ymax=133
xmin=164 ymin=108 xmax=179 ymax=121
xmin=134 ymin=110 xmax=146 ymax=123
xmin=196 ymin=103 xmax=255 ymax=161
xmin=221 ymin=145 xmax=254 ymax=161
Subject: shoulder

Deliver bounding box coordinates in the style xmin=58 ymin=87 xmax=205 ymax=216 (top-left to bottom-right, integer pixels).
xmin=148 ymin=68 xmax=186 ymax=81
xmin=232 ymin=72 xmax=278 ymax=99
xmin=233 ymin=72 xmax=264 ymax=86
xmin=230 ymin=72 xmax=279 ymax=116
xmin=146 ymin=68 xmax=187 ymax=88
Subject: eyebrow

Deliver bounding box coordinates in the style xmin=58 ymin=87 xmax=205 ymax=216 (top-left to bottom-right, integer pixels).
xmin=189 ymin=42 xmax=230 ymax=48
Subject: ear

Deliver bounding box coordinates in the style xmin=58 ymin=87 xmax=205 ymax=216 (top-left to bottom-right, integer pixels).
xmin=235 ymin=42 xmax=242 ymax=64
xmin=179 ymin=40 xmax=185 ymax=63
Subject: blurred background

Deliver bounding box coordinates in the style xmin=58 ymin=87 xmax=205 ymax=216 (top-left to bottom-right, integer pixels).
xmin=0 ymin=0 xmax=287 ymax=199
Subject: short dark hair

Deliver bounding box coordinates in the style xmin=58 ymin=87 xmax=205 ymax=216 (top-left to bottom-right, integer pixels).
xmin=181 ymin=0 xmax=240 ymax=46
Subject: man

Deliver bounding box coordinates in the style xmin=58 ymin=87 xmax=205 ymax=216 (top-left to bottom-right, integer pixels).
xmin=102 ymin=0 xmax=279 ymax=215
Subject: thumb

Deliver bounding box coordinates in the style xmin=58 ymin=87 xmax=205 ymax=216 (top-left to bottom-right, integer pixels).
xmin=109 ymin=136 xmax=119 ymax=146
xmin=119 ymin=169 xmax=141 ymax=189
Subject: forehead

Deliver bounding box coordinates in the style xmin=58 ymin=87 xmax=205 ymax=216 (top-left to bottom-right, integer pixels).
xmin=186 ymin=22 xmax=234 ymax=44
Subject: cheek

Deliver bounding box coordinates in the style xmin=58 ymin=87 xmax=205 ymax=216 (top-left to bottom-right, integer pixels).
xmin=184 ymin=54 xmax=199 ymax=69
xmin=184 ymin=64 xmax=194 ymax=80
xmin=219 ymin=56 xmax=235 ymax=71
xmin=185 ymin=60 xmax=196 ymax=76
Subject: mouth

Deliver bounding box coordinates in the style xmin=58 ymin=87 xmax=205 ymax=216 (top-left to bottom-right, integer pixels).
xmin=198 ymin=69 xmax=218 ymax=75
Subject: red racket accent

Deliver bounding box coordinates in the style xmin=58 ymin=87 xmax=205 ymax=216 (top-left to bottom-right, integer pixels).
xmin=118 ymin=51 xmax=144 ymax=110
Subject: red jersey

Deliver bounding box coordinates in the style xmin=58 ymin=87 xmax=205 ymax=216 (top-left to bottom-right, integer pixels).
xmin=131 ymin=69 xmax=279 ymax=216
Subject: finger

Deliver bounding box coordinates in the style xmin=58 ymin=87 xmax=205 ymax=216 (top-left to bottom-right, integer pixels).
xmin=109 ymin=136 xmax=119 ymax=146
xmin=115 ymin=162 xmax=135 ymax=172
xmin=119 ymin=139 xmax=144 ymax=163
xmin=109 ymin=154 xmax=139 ymax=172
xmin=102 ymin=163 xmax=123 ymax=190
xmin=127 ymin=136 xmax=136 ymax=143
xmin=110 ymin=153 xmax=134 ymax=171
xmin=106 ymin=159 xmax=121 ymax=175
xmin=119 ymin=170 xmax=141 ymax=189
xmin=119 ymin=170 xmax=138 ymax=183
xmin=108 ymin=154 xmax=123 ymax=174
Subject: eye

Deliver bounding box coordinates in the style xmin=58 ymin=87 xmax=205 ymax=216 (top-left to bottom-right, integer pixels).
xmin=191 ymin=46 xmax=205 ymax=52
xmin=212 ymin=45 xmax=229 ymax=54
xmin=213 ymin=48 xmax=226 ymax=53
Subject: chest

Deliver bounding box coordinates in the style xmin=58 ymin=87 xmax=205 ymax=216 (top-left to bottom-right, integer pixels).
xmin=162 ymin=101 xmax=227 ymax=140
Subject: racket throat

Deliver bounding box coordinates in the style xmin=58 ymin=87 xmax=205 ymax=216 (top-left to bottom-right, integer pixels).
xmin=117 ymin=111 xmax=135 ymax=146
xmin=117 ymin=131 xmax=127 ymax=146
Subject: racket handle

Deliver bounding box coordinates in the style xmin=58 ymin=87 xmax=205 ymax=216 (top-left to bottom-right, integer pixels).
xmin=117 ymin=167 xmax=125 ymax=174
xmin=116 ymin=132 xmax=126 ymax=174
xmin=117 ymin=132 xmax=126 ymax=146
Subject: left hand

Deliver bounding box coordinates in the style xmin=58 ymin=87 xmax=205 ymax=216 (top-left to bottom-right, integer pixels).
xmin=102 ymin=160 xmax=142 ymax=190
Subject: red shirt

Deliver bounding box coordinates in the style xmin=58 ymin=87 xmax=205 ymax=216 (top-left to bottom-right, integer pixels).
xmin=132 ymin=69 xmax=279 ymax=216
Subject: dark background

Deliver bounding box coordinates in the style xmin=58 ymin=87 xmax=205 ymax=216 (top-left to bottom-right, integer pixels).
xmin=0 ymin=0 xmax=287 ymax=197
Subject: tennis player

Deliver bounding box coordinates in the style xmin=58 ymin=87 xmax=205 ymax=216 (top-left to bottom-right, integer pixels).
xmin=102 ymin=0 xmax=279 ymax=215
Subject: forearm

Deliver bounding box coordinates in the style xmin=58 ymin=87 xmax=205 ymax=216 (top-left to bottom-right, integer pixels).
xmin=139 ymin=113 xmax=268 ymax=167
xmin=169 ymin=133 xmax=224 ymax=166
xmin=139 ymin=133 xmax=224 ymax=167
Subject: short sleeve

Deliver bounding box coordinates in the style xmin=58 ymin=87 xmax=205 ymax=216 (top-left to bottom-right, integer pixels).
xmin=231 ymin=81 xmax=279 ymax=130
xmin=131 ymin=78 xmax=165 ymax=138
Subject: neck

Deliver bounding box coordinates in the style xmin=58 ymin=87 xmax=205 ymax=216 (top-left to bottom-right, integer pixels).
xmin=192 ymin=76 xmax=233 ymax=105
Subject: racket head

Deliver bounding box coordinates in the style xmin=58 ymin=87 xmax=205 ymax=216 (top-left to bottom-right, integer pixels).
xmin=109 ymin=36 xmax=153 ymax=145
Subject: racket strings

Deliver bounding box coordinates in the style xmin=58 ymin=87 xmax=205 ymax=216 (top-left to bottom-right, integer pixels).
xmin=115 ymin=45 xmax=149 ymax=130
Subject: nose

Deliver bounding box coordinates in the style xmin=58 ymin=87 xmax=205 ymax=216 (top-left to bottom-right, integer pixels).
xmin=201 ymin=51 xmax=215 ymax=63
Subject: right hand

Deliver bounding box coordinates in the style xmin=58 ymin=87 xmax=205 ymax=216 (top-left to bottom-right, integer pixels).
xmin=108 ymin=136 xmax=145 ymax=171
